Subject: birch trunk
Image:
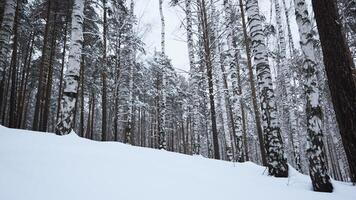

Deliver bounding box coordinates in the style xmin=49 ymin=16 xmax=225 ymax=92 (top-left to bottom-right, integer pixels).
xmin=238 ymin=0 xmax=267 ymax=166
xmin=57 ymin=0 xmax=85 ymax=135
xmin=246 ymin=0 xmax=288 ymax=177
xmin=293 ymin=0 xmax=333 ymax=192
xmin=224 ymin=0 xmax=244 ymax=162
xmin=158 ymin=0 xmax=167 ymax=150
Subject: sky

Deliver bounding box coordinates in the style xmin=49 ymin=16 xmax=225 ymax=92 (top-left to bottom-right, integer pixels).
xmin=135 ymin=0 xmax=190 ymax=74
xmin=134 ymin=0 xmax=302 ymax=75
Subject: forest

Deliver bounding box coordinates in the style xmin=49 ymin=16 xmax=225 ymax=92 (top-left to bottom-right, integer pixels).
xmin=0 ymin=0 xmax=355 ymax=194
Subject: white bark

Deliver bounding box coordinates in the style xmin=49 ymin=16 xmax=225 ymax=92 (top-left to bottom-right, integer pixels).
xmin=246 ymin=0 xmax=288 ymax=177
xmin=158 ymin=0 xmax=167 ymax=150
xmin=293 ymin=0 xmax=332 ymax=191
xmin=57 ymin=0 xmax=85 ymax=135
xmin=224 ymin=0 xmax=244 ymax=162
xmin=159 ymin=0 xmax=165 ymax=54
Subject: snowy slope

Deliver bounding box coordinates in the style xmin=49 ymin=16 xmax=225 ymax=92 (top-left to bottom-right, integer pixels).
xmin=0 ymin=126 xmax=355 ymax=200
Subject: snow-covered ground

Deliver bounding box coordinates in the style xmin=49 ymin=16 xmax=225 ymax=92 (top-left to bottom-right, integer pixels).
xmin=0 ymin=126 xmax=355 ymax=200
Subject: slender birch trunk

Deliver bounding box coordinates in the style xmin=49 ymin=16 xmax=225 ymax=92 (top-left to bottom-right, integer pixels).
xmin=293 ymin=0 xmax=333 ymax=192
xmin=246 ymin=0 xmax=288 ymax=177
xmin=238 ymin=0 xmax=267 ymax=166
xmin=57 ymin=0 xmax=85 ymax=135
xmin=158 ymin=0 xmax=167 ymax=149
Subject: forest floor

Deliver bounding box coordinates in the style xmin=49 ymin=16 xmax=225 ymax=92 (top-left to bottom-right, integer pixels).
xmin=0 ymin=125 xmax=355 ymax=200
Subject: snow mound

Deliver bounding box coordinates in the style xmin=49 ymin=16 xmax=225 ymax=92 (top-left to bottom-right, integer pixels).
xmin=0 ymin=126 xmax=355 ymax=200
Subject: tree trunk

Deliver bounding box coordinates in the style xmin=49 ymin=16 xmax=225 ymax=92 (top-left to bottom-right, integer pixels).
xmin=57 ymin=0 xmax=85 ymax=135
xmin=56 ymin=1 xmax=70 ymax=127
xmin=8 ymin=0 xmax=20 ymax=128
xmin=79 ymin=56 xmax=85 ymax=137
xmin=311 ymin=0 xmax=356 ymax=184
xmin=239 ymin=0 xmax=267 ymax=166
xmin=246 ymin=0 xmax=288 ymax=177
xmin=17 ymin=32 xmax=34 ymax=128
xmin=293 ymin=0 xmax=333 ymax=192
xmin=198 ymin=0 xmax=220 ymax=159
xmin=101 ymin=0 xmax=108 ymax=141
xmin=40 ymin=16 xmax=58 ymax=132
xmin=33 ymin=0 xmax=53 ymax=131
xmin=0 ymin=0 xmax=16 ymax=125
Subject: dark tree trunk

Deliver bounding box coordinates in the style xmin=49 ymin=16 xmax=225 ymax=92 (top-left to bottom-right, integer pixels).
xmin=312 ymin=0 xmax=356 ymax=183
xmin=33 ymin=0 xmax=52 ymax=131
xmin=199 ymin=0 xmax=220 ymax=160
xmin=8 ymin=0 xmax=20 ymax=128
xmin=101 ymin=73 xmax=107 ymax=141
xmin=40 ymin=19 xmax=58 ymax=132
xmin=101 ymin=0 xmax=108 ymax=141
xmin=90 ymin=93 xmax=95 ymax=139
xmin=17 ymin=32 xmax=34 ymax=128
xmin=79 ymin=56 xmax=85 ymax=137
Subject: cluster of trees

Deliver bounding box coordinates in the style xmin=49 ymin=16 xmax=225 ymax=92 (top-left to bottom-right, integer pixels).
xmin=0 ymin=0 xmax=355 ymax=193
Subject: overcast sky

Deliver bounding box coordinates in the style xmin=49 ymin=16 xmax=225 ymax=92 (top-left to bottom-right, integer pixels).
xmin=134 ymin=0 xmax=302 ymax=74
xmin=135 ymin=0 xmax=189 ymax=74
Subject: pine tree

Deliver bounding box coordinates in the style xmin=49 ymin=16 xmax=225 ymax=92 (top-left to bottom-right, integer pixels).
xmin=311 ymin=0 xmax=356 ymax=184
xmin=0 ymin=0 xmax=16 ymax=121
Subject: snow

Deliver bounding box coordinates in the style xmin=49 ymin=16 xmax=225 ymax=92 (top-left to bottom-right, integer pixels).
xmin=0 ymin=125 xmax=355 ymax=200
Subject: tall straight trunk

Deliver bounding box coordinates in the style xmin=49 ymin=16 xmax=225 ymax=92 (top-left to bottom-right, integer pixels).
xmin=159 ymin=0 xmax=165 ymax=54
xmin=79 ymin=56 xmax=85 ymax=137
xmin=224 ymin=0 xmax=244 ymax=162
xmin=198 ymin=0 xmax=220 ymax=159
xmin=17 ymin=32 xmax=34 ymax=128
xmin=56 ymin=2 xmax=70 ymax=126
xmin=0 ymin=0 xmax=16 ymax=125
xmin=8 ymin=0 xmax=20 ymax=128
xmin=158 ymin=0 xmax=167 ymax=150
xmin=185 ymin=0 xmax=200 ymax=155
xmin=101 ymin=73 xmax=107 ymax=140
xmin=238 ymin=0 xmax=267 ymax=166
xmin=113 ymin=32 xmax=122 ymax=142
xmin=1 ymin=68 xmax=10 ymax=124
xmin=90 ymin=93 xmax=95 ymax=139
xmin=33 ymin=0 xmax=52 ymax=131
xmin=101 ymin=0 xmax=108 ymax=141
xmin=293 ymin=0 xmax=333 ymax=192
xmin=86 ymin=94 xmax=92 ymax=139
xmin=281 ymin=0 xmax=295 ymax=54
xmin=246 ymin=0 xmax=288 ymax=177
xmin=57 ymin=0 xmax=85 ymax=135
xmin=311 ymin=0 xmax=356 ymax=184
xmin=41 ymin=18 xmax=58 ymax=132
xmin=124 ymin=0 xmax=135 ymax=144
xmin=217 ymin=46 xmax=233 ymax=161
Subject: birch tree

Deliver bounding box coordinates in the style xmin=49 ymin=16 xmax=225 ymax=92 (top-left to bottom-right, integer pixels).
xmin=158 ymin=0 xmax=167 ymax=150
xmin=293 ymin=0 xmax=333 ymax=192
xmin=57 ymin=0 xmax=85 ymax=135
xmin=246 ymin=0 xmax=288 ymax=177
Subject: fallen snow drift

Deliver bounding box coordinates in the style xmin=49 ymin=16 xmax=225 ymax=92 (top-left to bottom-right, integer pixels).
xmin=0 ymin=126 xmax=355 ymax=200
